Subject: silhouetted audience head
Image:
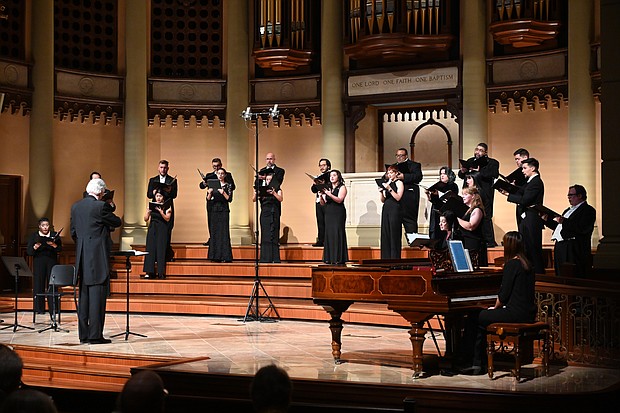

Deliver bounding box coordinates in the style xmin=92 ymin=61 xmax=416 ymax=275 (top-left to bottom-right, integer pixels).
xmin=0 ymin=389 xmax=57 ymax=413
xmin=250 ymin=365 xmax=292 ymax=413
xmin=117 ymin=370 xmax=167 ymax=413
xmin=0 ymin=344 xmax=23 ymax=403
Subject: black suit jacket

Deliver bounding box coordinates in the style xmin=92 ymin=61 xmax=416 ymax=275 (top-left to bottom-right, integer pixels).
xmin=545 ymin=202 xmax=596 ymax=269
xmin=507 ymin=174 xmax=544 ymax=222
xmin=147 ymin=174 xmax=178 ymax=201
xmin=71 ymin=196 xmax=122 ymax=286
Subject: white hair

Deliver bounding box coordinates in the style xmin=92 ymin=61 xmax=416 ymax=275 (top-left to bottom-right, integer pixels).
xmin=86 ymin=178 xmax=106 ymax=196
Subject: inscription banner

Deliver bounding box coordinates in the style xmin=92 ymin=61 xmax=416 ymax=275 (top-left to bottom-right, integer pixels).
xmin=347 ymin=67 xmax=459 ymax=97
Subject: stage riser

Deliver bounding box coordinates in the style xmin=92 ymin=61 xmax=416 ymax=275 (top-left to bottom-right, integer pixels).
xmin=14 ymin=345 xmax=182 ymax=392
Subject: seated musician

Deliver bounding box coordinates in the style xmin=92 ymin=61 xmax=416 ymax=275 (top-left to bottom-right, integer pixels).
xmin=461 ymin=231 xmax=536 ymax=375
xmin=437 ymin=210 xmax=457 ymax=250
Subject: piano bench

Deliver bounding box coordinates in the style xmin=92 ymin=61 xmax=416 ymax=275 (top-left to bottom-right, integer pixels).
xmin=486 ymin=321 xmax=550 ymax=380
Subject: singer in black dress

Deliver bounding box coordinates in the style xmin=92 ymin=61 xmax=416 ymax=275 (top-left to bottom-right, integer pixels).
xmin=320 ymin=170 xmax=349 ymax=265
xmin=427 ymin=166 xmax=459 ymax=241
xmin=253 ymin=173 xmax=283 ymax=263
xmin=143 ymin=190 xmax=172 ymax=279
xmin=457 ymin=186 xmax=488 ymax=267
xmin=207 ymin=168 xmax=233 ymax=262
xmin=26 ymin=217 xmax=62 ymax=313
xmin=379 ymin=165 xmax=404 ymax=259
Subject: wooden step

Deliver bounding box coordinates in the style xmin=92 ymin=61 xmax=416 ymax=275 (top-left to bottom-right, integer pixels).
xmin=13 ymin=344 xmax=194 ymax=392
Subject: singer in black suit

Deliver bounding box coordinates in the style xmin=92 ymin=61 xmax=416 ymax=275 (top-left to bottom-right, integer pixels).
xmin=310 ymin=158 xmax=331 ymax=247
xmin=147 ymin=160 xmax=178 ymax=261
xmin=458 ymin=143 xmax=500 ymax=247
xmin=199 ymin=157 xmax=236 ymax=246
xmin=71 ymin=178 xmax=122 ymax=344
xmin=258 ymin=152 xmax=285 ymax=187
xmin=26 ymin=218 xmax=62 ymax=314
xmin=393 ymin=148 xmax=423 ymax=234
xmin=544 ymin=184 xmax=596 ymax=277
xmin=503 ymin=158 xmax=545 ymax=274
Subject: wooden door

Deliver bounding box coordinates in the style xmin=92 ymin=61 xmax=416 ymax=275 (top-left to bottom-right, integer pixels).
xmin=0 ymin=175 xmax=21 ymax=291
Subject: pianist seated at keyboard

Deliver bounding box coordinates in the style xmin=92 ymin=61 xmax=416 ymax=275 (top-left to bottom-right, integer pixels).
xmin=461 ymin=231 xmax=536 ymax=375
xmin=437 ymin=210 xmax=457 ymax=250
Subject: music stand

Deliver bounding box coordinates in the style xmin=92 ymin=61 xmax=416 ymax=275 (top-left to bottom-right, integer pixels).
xmin=110 ymin=250 xmax=148 ymax=340
xmin=1 ymin=256 xmax=35 ymax=332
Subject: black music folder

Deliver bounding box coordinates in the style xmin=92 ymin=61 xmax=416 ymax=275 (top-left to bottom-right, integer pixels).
xmin=459 ymin=156 xmax=488 ymax=170
xmin=438 ymin=191 xmax=469 ymax=218
xmin=529 ymin=204 xmax=561 ymax=219
xmin=101 ymin=189 xmax=115 ymax=202
xmin=493 ymin=178 xmax=520 ymax=194
xmin=207 ymin=179 xmax=221 ymax=189
xmin=424 ymin=181 xmax=450 ymax=193
xmin=502 ymin=168 xmax=527 ymax=187
xmin=36 ymin=228 xmax=63 ymax=244
xmin=258 ymin=185 xmax=278 ymax=197
xmin=375 ymin=178 xmax=397 ymax=192
xmin=149 ymin=198 xmax=172 ymax=211
xmin=306 ymin=172 xmax=330 ymax=191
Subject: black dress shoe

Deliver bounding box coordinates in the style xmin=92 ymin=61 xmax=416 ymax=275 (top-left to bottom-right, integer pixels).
xmin=80 ymin=339 xmax=89 ymax=344
xmin=89 ymin=338 xmax=112 ymax=344
xmin=312 ymin=243 xmax=323 ymax=247
xmin=203 ymin=240 xmax=210 ymax=246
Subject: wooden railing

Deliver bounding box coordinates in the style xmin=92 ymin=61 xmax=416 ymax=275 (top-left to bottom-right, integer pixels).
xmin=536 ymin=275 xmax=620 ymax=368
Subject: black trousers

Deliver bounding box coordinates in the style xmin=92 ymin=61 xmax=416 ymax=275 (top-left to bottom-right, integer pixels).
xmin=315 ymin=202 xmax=326 ymax=244
xmin=401 ymin=188 xmax=420 ymax=234
xmin=78 ymin=282 xmax=108 ymax=341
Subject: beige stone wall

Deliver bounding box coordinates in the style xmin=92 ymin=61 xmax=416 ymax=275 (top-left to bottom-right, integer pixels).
xmin=51 ymin=118 xmax=124 ymax=244
xmin=0 ymin=112 xmax=30 ymax=240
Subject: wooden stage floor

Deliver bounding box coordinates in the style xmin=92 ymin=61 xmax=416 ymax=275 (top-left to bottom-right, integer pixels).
xmin=1 ymin=311 xmax=619 ymax=412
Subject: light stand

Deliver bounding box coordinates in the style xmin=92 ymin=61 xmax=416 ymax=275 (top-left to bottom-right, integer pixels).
xmin=242 ymin=105 xmax=281 ymax=323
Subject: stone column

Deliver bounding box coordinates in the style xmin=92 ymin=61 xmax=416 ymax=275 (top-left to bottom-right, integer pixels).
xmin=121 ymin=1 xmax=148 ymax=249
xmin=28 ymin=0 xmax=54 ymax=227
xmin=568 ymin=0 xmax=597 ymax=217
xmin=460 ymin=0 xmax=487 ymax=153
xmin=226 ymin=0 xmax=253 ymax=244
xmin=594 ymin=0 xmax=620 ymax=270
xmin=321 ymin=0 xmax=345 ymax=169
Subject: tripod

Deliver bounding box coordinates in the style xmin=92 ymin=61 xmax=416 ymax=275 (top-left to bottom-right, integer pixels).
xmin=111 ymin=251 xmax=148 ymax=340
xmin=242 ymin=105 xmax=280 ymax=323
xmin=1 ymin=257 xmax=34 ymax=332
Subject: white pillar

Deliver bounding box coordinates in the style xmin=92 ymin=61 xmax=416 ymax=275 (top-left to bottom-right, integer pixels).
xmin=321 ymin=0 xmax=345 ymax=168
xmin=121 ymin=0 xmax=149 ymax=249
xmin=461 ymin=0 xmax=488 ymax=152
xmin=28 ymin=0 xmax=54 ymax=226
xmin=226 ymin=0 xmax=253 ymax=244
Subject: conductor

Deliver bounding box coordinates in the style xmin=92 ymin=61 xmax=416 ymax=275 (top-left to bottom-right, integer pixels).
xmin=71 ymin=178 xmax=122 ymax=344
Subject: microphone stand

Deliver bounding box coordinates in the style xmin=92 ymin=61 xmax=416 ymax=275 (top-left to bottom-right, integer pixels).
xmin=241 ymin=106 xmax=280 ymax=323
